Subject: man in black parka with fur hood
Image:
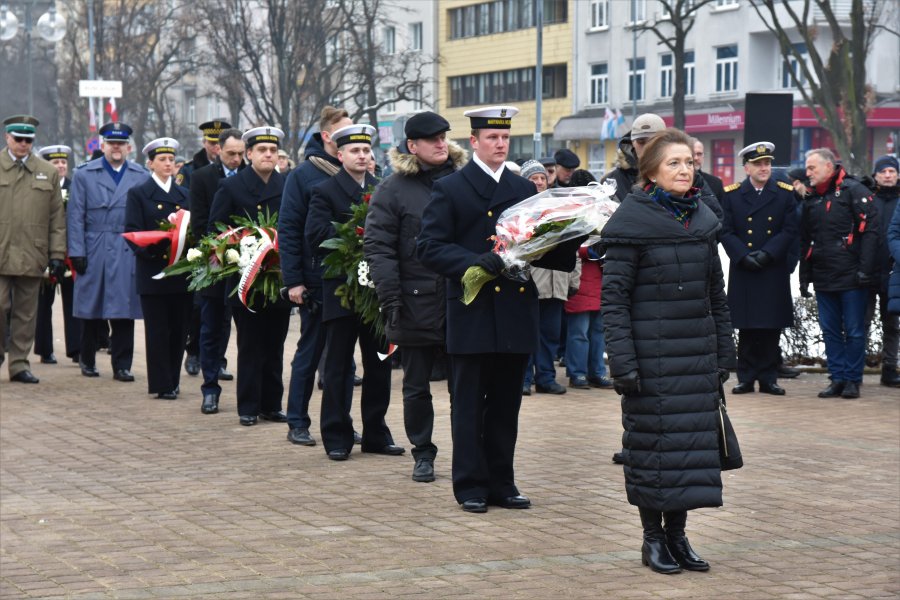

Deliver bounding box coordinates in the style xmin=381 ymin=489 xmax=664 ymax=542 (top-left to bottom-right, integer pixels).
xmin=364 ymin=112 xmax=468 ymax=484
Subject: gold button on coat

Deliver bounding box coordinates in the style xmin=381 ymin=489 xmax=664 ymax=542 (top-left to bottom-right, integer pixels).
xmin=175 ymin=205 xmax=181 ymax=210
xmin=519 ymin=287 xmax=525 ymax=293
xmin=747 ymin=242 xmax=753 ymax=248
xmin=767 ymin=229 xmax=772 ymax=235
xmin=768 ymin=216 xmax=773 ymax=221
xmin=494 ymin=286 xmax=501 ymax=292
xmin=257 ymin=204 xmax=262 ymax=210
xmin=157 ymin=203 xmax=163 ymax=210
xmin=487 ymin=211 xmax=493 ymax=217
xmin=747 ymin=216 xmax=752 ymax=222
xmin=747 ymin=230 xmax=753 ymax=235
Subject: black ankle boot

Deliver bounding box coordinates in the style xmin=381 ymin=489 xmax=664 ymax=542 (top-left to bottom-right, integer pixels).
xmin=881 ymin=366 xmax=900 ymax=388
xmin=664 ymin=510 xmax=709 ymax=571
xmin=639 ymin=508 xmax=682 ymax=574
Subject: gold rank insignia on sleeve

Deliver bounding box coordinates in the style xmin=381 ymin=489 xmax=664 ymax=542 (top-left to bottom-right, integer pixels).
xmin=724 ymin=182 xmax=741 ymax=192
xmin=777 ymin=180 xmax=793 ymax=191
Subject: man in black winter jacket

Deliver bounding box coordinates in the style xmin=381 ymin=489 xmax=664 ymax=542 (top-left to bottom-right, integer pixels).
xmin=801 ymin=148 xmax=879 ymax=399
xmin=363 ymin=112 xmax=468 ymax=482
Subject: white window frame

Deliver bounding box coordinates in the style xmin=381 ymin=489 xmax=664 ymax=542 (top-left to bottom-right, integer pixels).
xmin=781 ymin=42 xmax=808 ymax=89
xmin=628 ymin=57 xmax=646 ymax=102
xmin=715 ymin=45 xmax=738 ymax=92
xmin=411 ymin=84 xmax=424 ymax=111
xmin=383 ymin=87 xmax=397 ymax=114
xmin=590 ymin=0 xmax=609 ymax=29
xmin=628 ymin=0 xmax=646 ymax=25
xmin=409 ymin=22 xmax=423 ymax=52
xmin=589 ymin=62 xmax=609 ymax=106
xmin=383 ymin=26 xmax=396 ymax=54
xmin=714 ymin=0 xmax=739 ymax=9
xmin=683 ymin=50 xmax=696 ymax=97
xmin=659 ymin=52 xmax=673 ymax=98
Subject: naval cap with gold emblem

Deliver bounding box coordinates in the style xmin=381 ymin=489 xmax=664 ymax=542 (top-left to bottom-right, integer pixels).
xmin=39 ymin=145 xmax=72 ymax=161
xmin=464 ymin=106 xmax=519 ymax=130
xmin=739 ymin=141 xmax=775 ymax=164
xmin=332 ymin=124 xmax=377 ymax=147
xmin=241 ymin=126 xmax=284 ymax=148
xmin=4 ymin=114 xmax=39 ymax=138
xmin=99 ymin=121 xmax=133 ymax=141
xmin=199 ymin=119 xmax=231 ymax=142
xmin=142 ymin=138 xmax=180 ymax=159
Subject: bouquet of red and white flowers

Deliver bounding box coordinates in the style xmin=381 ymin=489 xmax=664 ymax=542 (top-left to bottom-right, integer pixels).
xmin=461 ymin=181 xmax=619 ymax=305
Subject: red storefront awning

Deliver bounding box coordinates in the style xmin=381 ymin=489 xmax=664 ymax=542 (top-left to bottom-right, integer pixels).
xmin=662 ymin=106 xmax=900 ymax=133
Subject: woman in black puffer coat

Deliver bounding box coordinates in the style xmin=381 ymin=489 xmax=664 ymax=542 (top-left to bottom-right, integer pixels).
xmin=600 ymin=129 xmax=736 ymax=575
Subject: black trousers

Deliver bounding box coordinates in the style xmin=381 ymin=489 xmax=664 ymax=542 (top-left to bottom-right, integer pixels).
xmin=231 ymin=304 xmax=291 ymax=417
xmin=736 ymin=328 xmax=781 ymax=385
xmin=199 ymin=295 xmax=232 ymax=397
xmin=34 ymin=278 xmax=82 ymax=359
xmin=81 ymin=318 xmax=134 ymax=372
xmin=320 ymin=315 xmax=393 ymax=453
xmin=448 ymin=353 xmax=528 ymax=503
xmin=400 ymin=344 xmax=447 ymax=461
xmin=140 ymin=293 xmax=192 ymax=394
xmin=185 ymin=293 xmax=201 ymax=356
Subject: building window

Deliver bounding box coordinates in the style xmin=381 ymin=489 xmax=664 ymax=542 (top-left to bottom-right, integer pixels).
xmin=448 ymin=0 xmax=567 ymax=39
xmin=383 ymin=26 xmax=395 ymax=54
xmin=683 ymin=50 xmax=695 ymax=96
xmin=409 ymin=22 xmax=423 ymax=51
xmin=715 ymin=45 xmax=738 ymax=92
xmin=187 ymin=95 xmax=196 ymax=125
xmin=629 ymin=0 xmax=646 ymax=24
xmin=659 ymin=53 xmax=673 ymax=98
xmin=383 ymin=87 xmax=396 ymax=114
xmin=628 ymin=57 xmax=646 ymax=102
xmin=449 ymin=64 xmax=567 ymax=107
xmin=715 ymin=0 xmax=738 ymax=7
xmin=781 ymin=42 xmax=807 ymax=88
xmin=590 ymin=0 xmax=609 ymax=28
xmin=661 ymin=0 xmax=695 ymax=17
xmin=589 ymin=63 xmax=609 ymax=105
xmin=543 ymin=0 xmax=568 ymax=24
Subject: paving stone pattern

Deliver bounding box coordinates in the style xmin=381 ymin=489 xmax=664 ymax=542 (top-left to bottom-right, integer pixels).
xmin=1 ymin=311 xmax=899 ymax=599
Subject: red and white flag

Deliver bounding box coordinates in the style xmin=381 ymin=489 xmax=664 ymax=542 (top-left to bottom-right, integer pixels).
xmin=88 ymin=101 xmax=97 ymax=132
xmin=106 ymin=97 xmax=118 ymax=122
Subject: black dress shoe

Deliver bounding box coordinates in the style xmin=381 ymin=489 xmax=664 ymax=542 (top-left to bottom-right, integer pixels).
xmin=535 ymin=381 xmax=566 ymax=394
xmin=40 ymin=354 xmax=57 ymax=364
xmin=642 ymin=539 xmax=682 ymax=574
xmin=80 ymin=361 xmax=99 ymax=377
xmin=113 ymin=369 xmax=135 ymax=382
xmin=69 ymin=352 xmax=80 ymax=363
xmin=522 ymin=385 xmax=532 ymax=396
xmin=353 ymin=431 xmax=362 ymax=445
xmin=841 ymin=381 xmax=860 ymax=399
xmin=259 ymin=410 xmax=287 ymax=423
xmin=589 ymin=376 xmax=615 ymax=389
xmin=156 ymin=391 xmax=177 ymax=400
xmin=327 ymin=449 xmax=349 ymax=461
xmin=362 ymin=444 xmax=406 ymax=455
xmin=412 ymin=458 xmax=435 ymax=482
xmin=201 ymin=394 xmax=219 ymax=414
xmin=461 ymin=498 xmax=487 ymax=513
xmin=184 ymin=354 xmax=200 ymax=376
xmin=818 ymin=380 xmax=845 ymax=398
xmin=11 ymin=370 xmax=39 ymax=384
xmin=731 ymin=382 xmax=754 ymax=394
xmin=666 ymin=536 xmax=709 ymax=571
xmin=239 ymin=415 xmax=258 ymax=426
xmin=218 ymin=366 xmax=234 ymax=381
xmin=489 ymin=494 xmax=531 ymax=509
xmin=353 ymin=375 xmax=363 ymax=386
xmin=778 ymin=365 xmax=801 ymax=379
xmin=612 ymin=451 xmax=625 ymax=465
xmin=287 ymin=427 xmax=316 ymax=446
xmin=758 ymin=382 xmax=786 ymax=396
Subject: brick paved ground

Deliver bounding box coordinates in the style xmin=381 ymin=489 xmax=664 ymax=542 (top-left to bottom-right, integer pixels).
xmin=2 ymin=310 xmax=899 ymax=599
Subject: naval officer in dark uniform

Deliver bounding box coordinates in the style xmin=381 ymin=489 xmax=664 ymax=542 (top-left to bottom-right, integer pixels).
xmin=417 ymin=106 xmax=581 ymax=513
xmin=305 ymin=124 xmax=402 ymax=461
xmin=720 ymin=142 xmax=799 ymax=395
xmin=124 ymin=137 xmax=192 ymax=399
xmin=208 ymin=125 xmax=290 ymax=426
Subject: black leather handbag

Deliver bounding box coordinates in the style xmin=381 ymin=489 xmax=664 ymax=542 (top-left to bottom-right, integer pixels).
xmin=718 ymin=387 xmax=743 ymax=471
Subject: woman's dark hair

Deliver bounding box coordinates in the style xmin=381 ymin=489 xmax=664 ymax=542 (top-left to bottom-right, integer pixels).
xmin=637 ymin=128 xmax=694 ymax=187
xmin=569 ymin=169 xmax=597 ymax=186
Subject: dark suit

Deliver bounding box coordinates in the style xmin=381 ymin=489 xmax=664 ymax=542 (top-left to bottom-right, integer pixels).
xmin=208 ymin=167 xmax=290 ymax=418
xmin=721 ymin=178 xmax=799 ymax=386
xmin=417 ymin=160 xmax=576 ymax=503
xmin=35 ymin=177 xmax=83 ymax=361
xmin=190 ymin=160 xmax=243 ymax=398
xmin=124 ymin=177 xmax=192 ymax=394
xmin=700 ymin=170 xmax=725 ymax=202
xmin=306 ymin=169 xmax=395 ymax=454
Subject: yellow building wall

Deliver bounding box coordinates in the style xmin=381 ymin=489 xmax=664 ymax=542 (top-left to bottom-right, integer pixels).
xmin=437 ymin=1 xmax=573 ymax=149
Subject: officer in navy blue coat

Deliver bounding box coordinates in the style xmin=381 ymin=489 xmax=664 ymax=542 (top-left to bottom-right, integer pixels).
xmin=720 ymin=142 xmax=799 ymax=395
xmin=208 ymin=126 xmax=290 ymax=426
xmin=305 ymin=124 xmax=401 ymax=461
xmin=417 ymin=106 xmax=581 ymax=513
xmin=124 ymin=138 xmax=192 ymax=399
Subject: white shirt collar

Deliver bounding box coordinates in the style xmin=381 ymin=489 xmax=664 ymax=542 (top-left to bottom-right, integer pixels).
xmin=7 ymin=149 xmax=28 ymax=164
xmin=472 ymin=153 xmax=505 ymax=183
xmin=152 ymin=172 xmax=172 ymax=193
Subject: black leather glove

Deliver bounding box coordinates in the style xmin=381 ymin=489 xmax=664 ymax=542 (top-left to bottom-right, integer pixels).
xmin=70 ymin=256 xmax=87 ymax=275
xmin=857 ymin=272 xmax=873 ymax=287
xmin=739 ymin=253 xmax=762 ymax=272
xmin=613 ymin=370 xmax=640 ymax=396
xmin=718 ymin=368 xmax=730 ymax=384
xmin=800 ymin=283 xmax=812 ymax=298
xmin=474 ymin=252 xmax=505 ymax=276
xmin=48 ymin=259 xmax=66 ymax=281
xmin=753 ymin=250 xmax=773 ymax=267
xmin=382 ymin=298 xmax=401 ymax=331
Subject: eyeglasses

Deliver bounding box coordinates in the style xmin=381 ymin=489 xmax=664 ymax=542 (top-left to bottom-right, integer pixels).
xmin=12 ymin=136 xmax=34 ymax=144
